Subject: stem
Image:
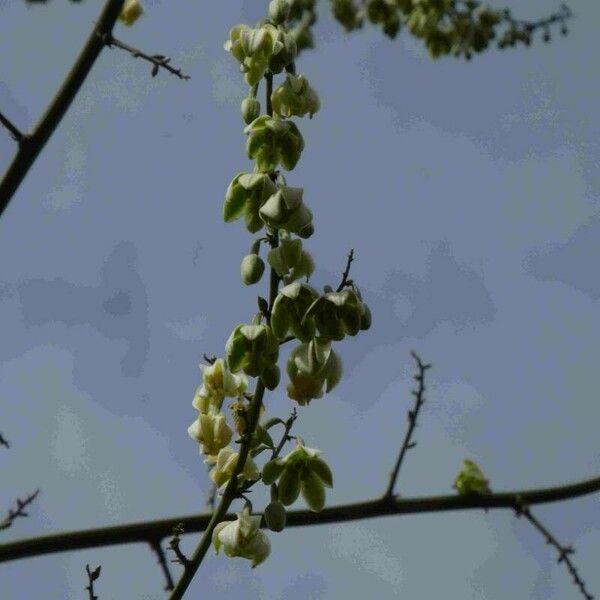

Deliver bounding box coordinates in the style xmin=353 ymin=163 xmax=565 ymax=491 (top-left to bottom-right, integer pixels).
xmin=0 ymin=0 xmax=126 ymax=219
xmin=168 ymin=70 xmax=279 ymax=600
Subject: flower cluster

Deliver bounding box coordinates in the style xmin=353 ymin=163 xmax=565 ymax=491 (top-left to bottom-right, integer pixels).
xmin=262 ymin=443 xmax=333 ymax=511
xmin=328 ymin=0 xmax=570 ymax=59
xmin=196 ymin=9 xmax=371 ymax=569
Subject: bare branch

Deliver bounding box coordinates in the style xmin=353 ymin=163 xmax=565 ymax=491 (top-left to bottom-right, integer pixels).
xmin=0 ymin=111 xmax=23 ymax=142
xmin=85 ymin=564 xmax=101 ymax=600
xmin=384 ymin=350 xmax=432 ymax=497
xmin=336 ymin=249 xmax=355 ymax=292
xmin=0 ymin=490 xmax=40 ymax=532
xmin=149 ymin=539 xmax=175 ymax=591
xmin=514 ymin=497 xmax=594 ymax=600
xmin=0 ymin=0 xmax=127 ymax=219
xmin=2 ymin=476 xmax=599 ymax=563
xmin=167 ymin=523 xmax=190 ymax=569
xmin=101 ymin=33 xmax=191 ymax=80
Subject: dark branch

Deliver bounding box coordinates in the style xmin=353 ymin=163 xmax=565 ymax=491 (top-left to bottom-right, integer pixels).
xmin=85 ymin=564 xmax=101 ymax=600
xmin=384 ymin=350 xmax=432 ymax=497
xmin=0 ymin=490 xmax=40 ymax=532
xmin=149 ymin=539 xmax=175 ymax=591
xmin=0 ymin=0 xmax=127 ymax=220
xmin=101 ymin=34 xmax=191 ymax=80
xmin=514 ymin=498 xmax=594 ymax=600
xmin=271 ymin=407 xmax=298 ymax=459
xmin=0 ymin=111 xmax=23 ymax=142
xmin=2 ymin=476 xmax=599 ymax=563
xmin=167 ymin=523 xmax=190 ymax=569
xmin=336 ymin=249 xmax=355 ymax=292
xmin=0 ymin=432 xmax=9 ymax=449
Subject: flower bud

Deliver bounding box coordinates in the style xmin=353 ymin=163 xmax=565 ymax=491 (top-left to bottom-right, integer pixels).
xmin=264 ymin=501 xmax=287 ymax=531
xmin=241 ymin=254 xmax=265 ymax=285
xmin=241 ymin=97 xmax=261 ymax=125
xmin=118 ymin=0 xmax=143 ymax=26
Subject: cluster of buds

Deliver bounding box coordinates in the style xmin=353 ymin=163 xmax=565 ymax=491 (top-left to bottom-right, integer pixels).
xmin=453 ymin=459 xmax=491 ymax=495
xmin=262 ymin=442 xmax=333 ymax=511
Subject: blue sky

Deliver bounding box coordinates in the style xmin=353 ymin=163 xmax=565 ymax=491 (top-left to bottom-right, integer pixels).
xmin=0 ymin=0 xmax=599 ymax=598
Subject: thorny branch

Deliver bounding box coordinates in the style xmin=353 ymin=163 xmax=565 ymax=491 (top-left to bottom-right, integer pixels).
xmin=149 ymin=539 xmax=175 ymax=591
xmin=514 ymin=497 xmax=594 ymax=600
xmin=384 ymin=350 xmax=432 ymax=497
xmin=101 ymin=33 xmax=191 ymax=80
xmin=0 ymin=490 xmax=40 ymax=532
xmin=85 ymin=564 xmax=101 ymax=600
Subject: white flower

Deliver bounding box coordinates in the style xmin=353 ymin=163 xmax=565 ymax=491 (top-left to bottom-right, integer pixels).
xmin=212 ymin=506 xmax=270 ymax=567
xmin=192 ymin=359 xmax=248 ymax=413
xmin=209 ymin=446 xmax=259 ymax=488
xmin=187 ymin=412 xmax=233 ymax=459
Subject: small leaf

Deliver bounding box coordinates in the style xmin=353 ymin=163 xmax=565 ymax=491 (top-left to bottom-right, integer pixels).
xmin=151 ymin=64 xmax=159 ymax=77
xmin=90 ymin=565 xmax=101 ymax=580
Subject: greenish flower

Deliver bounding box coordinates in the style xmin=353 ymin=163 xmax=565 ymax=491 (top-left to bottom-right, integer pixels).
xmin=212 ymin=506 xmax=271 ymax=567
xmin=303 ymin=288 xmax=366 ymax=341
xmin=270 ymin=282 xmax=319 ymax=341
xmin=225 ymin=323 xmax=279 ymax=377
xmin=258 ymin=186 xmax=313 ymax=233
xmin=271 ymin=74 xmax=320 ymax=119
xmin=244 ymin=116 xmax=305 ymax=172
xmin=224 ymin=23 xmax=284 ymax=86
xmin=267 ymin=236 xmax=315 ymax=281
xmin=286 ymin=338 xmax=342 ymax=405
xmin=263 ymin=443 xmax=333 ymax=511
xmin=453 ymin=459 xmax=491 ymax=495
xmin=223 ymin=172 xmax=278 ymax=233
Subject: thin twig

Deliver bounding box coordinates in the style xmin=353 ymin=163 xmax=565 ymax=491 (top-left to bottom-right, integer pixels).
xmin=0 ymin=111 xmax=23 ymax=142
xmin=0 ymin=490 xmax=40 ymax=531
xmin=2 ymin=476 xmax=600 ymax=563
xmin=167 ymin=523 xmax=190 ymax=569
xmin=0 ymin=0 xmax=126 ymax=219
xmin=335 ymin=249 xmax=355 ymax=292
xmin=514 ymin=497 xmax=594 ymax=600
xmin=0 ymin=432 xmax=9 ymax=449
xmin=384 ymin=351 xmax=432 ymax=498
xmin=85 ymin=564 xmax=101 ymax=600
xmin=271 ymin=408 xmax=298 ymax=459
xmin=149 ymin=539 xmax=175 ymax=591
xmin=101 ymin=33 xmax=190 ymax=80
